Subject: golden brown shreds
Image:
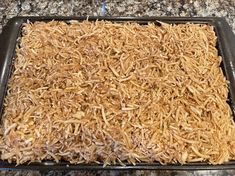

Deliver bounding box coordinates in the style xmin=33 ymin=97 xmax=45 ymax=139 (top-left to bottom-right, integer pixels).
xmin=0 ymin=20 xmax=234 ymax=165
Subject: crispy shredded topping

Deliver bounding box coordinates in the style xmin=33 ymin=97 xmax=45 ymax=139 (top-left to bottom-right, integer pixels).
xmin=0 ymin=20 xmax=235 ymax=165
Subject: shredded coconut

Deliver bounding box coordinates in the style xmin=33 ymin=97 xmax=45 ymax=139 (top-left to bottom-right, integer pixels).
xmin=0 ymin=20 xmax=235 ymax=165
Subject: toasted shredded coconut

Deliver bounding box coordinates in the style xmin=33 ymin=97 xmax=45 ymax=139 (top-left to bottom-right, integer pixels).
xmin=0 ymin=20 xmax=235 ymax=165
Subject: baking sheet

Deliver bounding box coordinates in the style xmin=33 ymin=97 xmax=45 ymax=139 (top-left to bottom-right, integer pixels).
xmin=0 ymin=16 xmax=234 ymax=170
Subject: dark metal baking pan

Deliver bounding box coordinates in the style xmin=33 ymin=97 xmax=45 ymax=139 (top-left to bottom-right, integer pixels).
xmin=0 ymin=16 xmax=235 ymax=170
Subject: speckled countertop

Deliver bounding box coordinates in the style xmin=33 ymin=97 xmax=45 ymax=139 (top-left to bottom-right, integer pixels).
xmin=0 ymin=0 xmax=235 ymax=33
xmin=0 ymin=0 xmax=235 ymax=175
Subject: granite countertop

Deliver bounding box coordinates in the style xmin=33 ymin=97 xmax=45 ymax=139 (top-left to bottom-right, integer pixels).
xmin=0 ymin=0 xmax=235 ymax=33
xmin=0 ymin=0 xmax=235 ymax=175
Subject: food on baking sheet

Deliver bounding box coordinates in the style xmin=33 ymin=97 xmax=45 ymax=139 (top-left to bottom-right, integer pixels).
xmin=0 ymin=20 xmax=235 ymax=165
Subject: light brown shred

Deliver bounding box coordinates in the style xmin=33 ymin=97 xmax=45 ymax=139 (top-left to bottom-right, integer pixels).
xmin=0 ymin=20 xmax=234 ymax=165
